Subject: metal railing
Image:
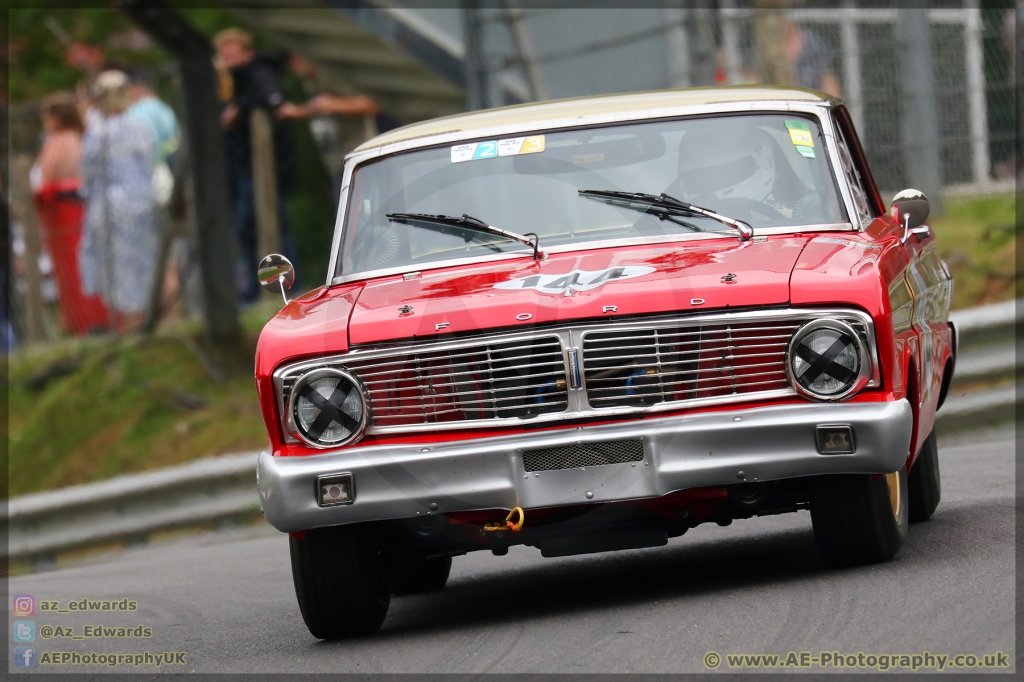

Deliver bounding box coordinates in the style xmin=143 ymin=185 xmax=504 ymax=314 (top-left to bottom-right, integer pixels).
xmin=3 ymin=452 xmax=260 ymax=567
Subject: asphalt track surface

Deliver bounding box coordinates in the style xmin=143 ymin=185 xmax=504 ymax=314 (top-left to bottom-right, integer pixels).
xmin=8 ymin=427 xmax=1016 ymax=674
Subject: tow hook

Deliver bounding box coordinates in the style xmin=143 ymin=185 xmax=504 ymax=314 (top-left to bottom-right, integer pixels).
xmin=484 ymin=507 xmax=525 ymax=532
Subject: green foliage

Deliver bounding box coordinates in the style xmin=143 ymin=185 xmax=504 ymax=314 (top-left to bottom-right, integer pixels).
xmin=8 ymin=8 xmax=168 ymax=104
xmin=931 ymin=193 xmax=1017 ymax=309
xmin=7 ymin=332 xmax=269 ymax=496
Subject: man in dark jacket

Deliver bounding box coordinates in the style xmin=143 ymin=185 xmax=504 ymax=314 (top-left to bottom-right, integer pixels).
xmin=214 ymin=28 xmax=300 ymax=305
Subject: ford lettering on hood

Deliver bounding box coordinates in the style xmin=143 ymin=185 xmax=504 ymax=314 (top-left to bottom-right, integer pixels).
xmin=346 ymin=237 xmax=809 ymax=345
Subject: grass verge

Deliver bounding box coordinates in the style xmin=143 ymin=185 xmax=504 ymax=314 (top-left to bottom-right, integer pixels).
xmin=6 ymin=302 xmax=280 ymax=497
xmin=930 ymin=192 xmax=1017 ymax=308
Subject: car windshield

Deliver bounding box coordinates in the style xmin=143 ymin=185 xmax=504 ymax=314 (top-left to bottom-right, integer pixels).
xmin=338 ymin=113 xmax=846 ymax=276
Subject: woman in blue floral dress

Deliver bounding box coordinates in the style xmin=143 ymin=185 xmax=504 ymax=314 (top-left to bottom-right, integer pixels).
xmin=79 ymin=70 xmax=157 ymax=333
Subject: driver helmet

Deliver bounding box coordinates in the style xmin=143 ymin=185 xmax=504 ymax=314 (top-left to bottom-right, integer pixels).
xmin=677 ymin=124 xmax=776 ymax=203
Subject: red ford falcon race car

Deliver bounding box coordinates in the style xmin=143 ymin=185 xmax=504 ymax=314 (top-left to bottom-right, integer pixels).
xmin=254 ymin=86 xmax=954 ymax=640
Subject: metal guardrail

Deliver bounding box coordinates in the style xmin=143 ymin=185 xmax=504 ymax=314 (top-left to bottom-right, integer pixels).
xmin=3 ymin=452 xmax=261 ymax=566
xmin=938 ymin=299 xmax=1019 ymax=430
xmin=950 ymin=298 xmax=1017 ymax=357
xmin=4 ymin=300 xmax=1018 ymax=566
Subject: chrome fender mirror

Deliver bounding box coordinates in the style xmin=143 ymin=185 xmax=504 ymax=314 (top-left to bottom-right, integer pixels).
xmin=258 ymin=254 xmax=295 ymax=305
xmin=891 ymin=189 xmax=930 ymax=243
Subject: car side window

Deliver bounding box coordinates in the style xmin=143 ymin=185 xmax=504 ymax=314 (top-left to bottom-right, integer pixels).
xmin=833 ymin=123 xmax=873 ymax=228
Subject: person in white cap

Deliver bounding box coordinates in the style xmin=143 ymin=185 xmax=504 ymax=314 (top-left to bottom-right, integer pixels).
xmin=78 ymin=69 xmax=157 ymax=334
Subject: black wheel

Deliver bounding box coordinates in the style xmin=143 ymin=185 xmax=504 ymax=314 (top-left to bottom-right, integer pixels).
xmin=908 ymin=429 xmax=941 ymax=522
xmin=289 ymin=524 xmax=392 ymax=640
xmin=392 ymin=553 xmax=452 ymax=595
xmin=809 ymin=465 xmax=908 ymax=567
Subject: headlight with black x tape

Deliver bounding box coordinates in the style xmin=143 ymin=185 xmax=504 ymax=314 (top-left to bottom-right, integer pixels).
xmin=287 ymin=368 xmax=367 ymax=448
xmin=787 ymin=319 xmax=870 ymax=401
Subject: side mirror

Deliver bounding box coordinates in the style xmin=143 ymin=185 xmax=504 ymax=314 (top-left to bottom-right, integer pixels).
xmin=258 ymin=254 xmax=295 ymax=305
xmin=890 ymin=189 xmax=930 ymax=243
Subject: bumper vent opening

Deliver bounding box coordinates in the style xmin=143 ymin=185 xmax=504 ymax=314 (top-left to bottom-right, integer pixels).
xmin=523 ymin=439 xmax=644 ymax=472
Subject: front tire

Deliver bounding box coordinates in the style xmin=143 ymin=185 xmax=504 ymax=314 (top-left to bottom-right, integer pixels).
xmin=810 ymin=465 xmax=908 ymax=567
xmin=290 ymin=524 xmax=392 ymax=640
xmin=908 ymin=429 xmax=941 ymax=522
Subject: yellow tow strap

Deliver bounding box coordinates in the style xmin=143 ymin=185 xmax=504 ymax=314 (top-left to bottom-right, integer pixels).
xmin=484 ymin=506 xmax=525 ymax=532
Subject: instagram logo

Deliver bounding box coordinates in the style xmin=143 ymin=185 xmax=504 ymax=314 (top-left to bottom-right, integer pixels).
xmin=12 ymin=595 xmax=35 ymax=616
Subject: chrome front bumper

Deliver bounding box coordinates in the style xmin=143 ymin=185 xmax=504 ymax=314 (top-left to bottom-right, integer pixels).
xmin=257 ymin=399 xmax=912 ymax=532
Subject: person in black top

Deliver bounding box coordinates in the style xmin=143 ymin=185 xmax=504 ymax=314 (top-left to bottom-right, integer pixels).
xmin=214 ymin=27 xmax=301 ymax=305
xmin=286 ymin=54 xmax=399 ymax=202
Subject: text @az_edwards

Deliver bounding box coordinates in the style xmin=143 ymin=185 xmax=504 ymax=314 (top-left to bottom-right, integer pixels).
xmin=703 ymin=650 xmax=1011 ymax=672
xmin=39 ymin=624 xmax=153 ymax=639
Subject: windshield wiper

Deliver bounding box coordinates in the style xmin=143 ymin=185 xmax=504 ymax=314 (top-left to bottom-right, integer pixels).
xmin=579 ymin=190 xmax=753 ymax=241
xmin=386 ymin=212 xmax=543 ymax=260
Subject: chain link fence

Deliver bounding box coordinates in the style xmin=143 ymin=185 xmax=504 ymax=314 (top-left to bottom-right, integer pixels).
xmin=465 ymin=0 xmax=1016 ymax=196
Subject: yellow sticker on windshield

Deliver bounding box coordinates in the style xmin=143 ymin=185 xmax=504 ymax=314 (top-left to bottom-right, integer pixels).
xmin=498 ymin=135 xmax=545 ymax=156
xmin=784 ymin=119 xmax=814 ymax=147
xmin=788 ymin=128 xmax=814 ymax=146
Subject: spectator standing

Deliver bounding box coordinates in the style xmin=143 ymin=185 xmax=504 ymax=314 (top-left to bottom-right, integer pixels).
xmin=79 ymin=70 xmax=157 ymax=334
xmin=783 ymin=20 xmax=841 ymax=97
xmin=737 ymin=17 xmax=841 ymax=96
xmin=286 ymin=54 xmax=394 ymax=201
xmin=127 ymin=67 xmax=186 ymax=323
xmin=32 ymin=92 xmax=110 ymax=335
xmin=213 ymin=28 xmax=300 ymax=305
xmin=127 ymin=67 xmax=179 ymax=205
xmin=127 ymin=67 xmax=179 ymax=164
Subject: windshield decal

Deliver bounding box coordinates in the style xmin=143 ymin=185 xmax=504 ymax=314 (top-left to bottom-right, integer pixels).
xmin=784 ymin=119 xmax=816 ymax=158
xmin=452 ymin=136 xmax=545 ymax=163
xmin=451 ymin=141 xmax=498 ymax=163
xmin=494 ymin=266 xmax=655 ymax=294
xmin=498 ymin=135 xmax=545 ymax=156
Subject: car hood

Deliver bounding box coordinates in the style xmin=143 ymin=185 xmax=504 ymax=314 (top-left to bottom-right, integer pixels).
xmin=347 ymin=236 xmax=810 ymax=345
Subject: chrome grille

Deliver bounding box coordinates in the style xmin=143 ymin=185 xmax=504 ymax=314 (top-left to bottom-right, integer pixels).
xmin=523 ymin=439 xmax=644 ymax=472
xmin=274 ymin=308 xmax=878 ymax=440
xmin=582 ymin=321 xmax=800 ymax=408
xmin=283 ymin=336 xmax=568 ymax=428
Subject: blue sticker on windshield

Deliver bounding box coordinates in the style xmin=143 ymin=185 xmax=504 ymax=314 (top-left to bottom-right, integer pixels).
xmin=451 ymin=141 xmax=498 ymax=163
